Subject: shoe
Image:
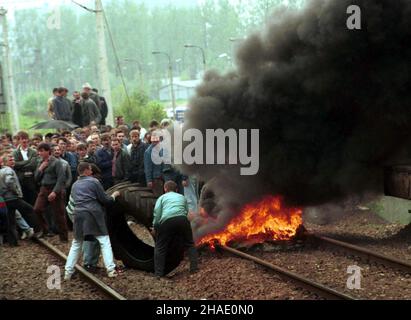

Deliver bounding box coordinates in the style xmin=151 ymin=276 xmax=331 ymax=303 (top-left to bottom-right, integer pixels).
xmin=84 ymin=265 xmax=98 ymax=274
xmin=64 ymin=273 xmax=73 ymax=281
xmin=23 ymin=228 xmax=34 ymax=240
xmin=33 ymin=231 xmax=44 ymax=239
xmin=107 ymin=269 xmax=119 ymax=278
xmin=115 ymin=265 xmax=126 ymax=274
xmin=46 ymin=232 xmax=56 ymax=238
xmin=190 ymin=268 xmax=199 ymax=274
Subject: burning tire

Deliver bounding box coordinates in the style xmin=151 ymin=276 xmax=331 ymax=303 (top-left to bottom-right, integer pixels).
xmin=106 ymin=182 xmax=185 ymax=274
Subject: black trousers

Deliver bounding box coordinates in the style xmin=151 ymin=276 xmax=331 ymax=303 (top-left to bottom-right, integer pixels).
xmin=20 ymin=177 xmax=37 ymax=206
xmin=130 ymin=173 xmax=146 ymax=187
xmin=5 ymin=203 xmax=17 ymax=246
xmin=6 ymin=198 xmax=39 ymax=245
xmin=102 ymin=177 xmax=114 ymax=191
xmin=154 ymin=216 xmax=198 ymax=277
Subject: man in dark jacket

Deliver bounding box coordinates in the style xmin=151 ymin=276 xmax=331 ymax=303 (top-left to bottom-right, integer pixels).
xmin=95 ymin=133 xmax=114 ymax=190
xmin=127 ymin=130 xmax=147 ymax=186
xmin=53 ymin=87 xmax=72 ymax=121
xmin=111 ymin=138 xmax=130 ymax=185
xmin=85 ymin=141 xmax=98 ymax=164
xmin=57 ymin=137 xmax=78 ymax=183
xmin=64 ymin=162 xmax=120 ymax=280
xmin=82 ymin=83 xmax=101 ymax=112
xmin=92 ymin=88 xmax=108 ymax=125
xmin=33 ymin=143 xmax=68 ymax=241
xmin=71 ymin=91 xmax=84 ymax=128
xmin=12 ymin=131 xmax=39 ymax=205
xmin=81 ymin=92 xmax=101 ymax=125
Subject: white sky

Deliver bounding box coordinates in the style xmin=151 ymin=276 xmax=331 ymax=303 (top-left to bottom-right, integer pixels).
xmin=0 ymin=0 xmax=299 ymax=22
xmin=1 ymin=0 xmax=70 ymax=10
xmin=0 ymin=0 xmax=71 ymax=19
xmin=0 ymin=0 xmax=202 ymax=10
xmin=0 ymin=0 xmax=244 ymax=10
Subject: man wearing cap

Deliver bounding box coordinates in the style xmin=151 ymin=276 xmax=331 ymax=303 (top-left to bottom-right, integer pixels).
xmin=82 ymin=83 xmax=101 ymax=114
xmin=81 ymin=92 xmax=102 ymax=126
xmin=92 ymin=88 xmax=108 ymax=125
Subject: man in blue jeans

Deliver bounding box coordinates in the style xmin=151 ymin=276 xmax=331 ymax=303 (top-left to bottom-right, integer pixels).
xmin=151 ymin=180 xmax=198 ymax=277
xmin=66 ymin=193 xmax=100 ymax=272
xmin=64 ymin=162 xmax=121 ymax=279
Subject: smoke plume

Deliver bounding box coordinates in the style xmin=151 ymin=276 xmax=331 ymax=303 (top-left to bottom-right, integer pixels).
xmin=182 ymin=0 xmax=411 ymax=226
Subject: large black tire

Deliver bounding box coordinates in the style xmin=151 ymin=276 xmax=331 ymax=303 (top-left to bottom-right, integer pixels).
xmin=106 ymin=182 xmax=185 ymax=274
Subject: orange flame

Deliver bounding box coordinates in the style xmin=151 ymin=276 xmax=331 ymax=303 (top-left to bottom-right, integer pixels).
xmin=197 ymin=195 xmax=303 ymax=248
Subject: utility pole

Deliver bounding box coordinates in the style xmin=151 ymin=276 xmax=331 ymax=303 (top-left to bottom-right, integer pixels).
xmin=152 ymin=51 xmax=176 ymax=119
xmin=95 ymin=0 xmax=114 ymax=126
xmin=0 ymin=7 xmax=19 ymax=132
xmin=184 ymin=44 xmax=206 ymax=75
xmin=168 ymin=60 xmax=176 ymax=118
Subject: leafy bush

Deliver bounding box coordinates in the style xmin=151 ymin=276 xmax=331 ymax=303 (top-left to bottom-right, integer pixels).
xmin=20 ymin=91 xmax=49 ymax=118
xmin=115 ymin=89 xmax=167 ymax=127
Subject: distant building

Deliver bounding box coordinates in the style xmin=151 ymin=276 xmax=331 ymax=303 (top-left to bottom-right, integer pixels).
xmin=158 ymin=79 xmax=201 ymax=101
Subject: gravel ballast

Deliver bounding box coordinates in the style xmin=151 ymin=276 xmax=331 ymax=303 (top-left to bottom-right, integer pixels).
xmin=1 ymin=208 xmax=410 ymax=300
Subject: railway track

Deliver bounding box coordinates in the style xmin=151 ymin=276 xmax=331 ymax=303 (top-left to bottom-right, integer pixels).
xmin=218 ymin=233 xmax=411 ymax=300
xmin=312 ymin=234 xmax=411 ymax=274
xmin=33 ymin=233 xmax=411 ymax=300
xmin=35 ymin=238 xmax=127 ymax=300
xmin=219 ymin=245 xmax=356 ymax=300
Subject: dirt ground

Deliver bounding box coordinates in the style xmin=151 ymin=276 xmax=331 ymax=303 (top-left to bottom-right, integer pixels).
xmin=1 ymin=208 xmax=410 ymax=300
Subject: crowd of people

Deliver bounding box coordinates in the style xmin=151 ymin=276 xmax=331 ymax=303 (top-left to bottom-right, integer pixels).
xmin=0 ymin=85 xmax=200 ymax=278
xmin=47 ymin=83 xmax=108 ymax=127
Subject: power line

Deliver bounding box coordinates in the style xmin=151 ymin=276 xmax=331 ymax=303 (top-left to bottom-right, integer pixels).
xmin=70 ymin=0 xmax=100 ymax=13
xmin=101 ymin=3 xmax=131 ymax=108
xmin=70 ymin=0 xmax=131 ymax=108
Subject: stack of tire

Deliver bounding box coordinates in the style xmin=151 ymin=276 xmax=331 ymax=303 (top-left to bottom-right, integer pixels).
xmin=106 ymin=182 xmax=185 ymax=275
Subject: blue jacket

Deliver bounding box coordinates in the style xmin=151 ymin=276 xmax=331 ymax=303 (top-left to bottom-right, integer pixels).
xmin=144 ymin=144 xmax=164 ymax=183
xmin=53 ymin=96 xmax=72 ymax=121
xmin=95 ymin=147 xmax=113 ymax=180
xmin=62 ymin=152 xmax=78 ymax=180
xmin=71 ymin=176 xmax=115 ymax=239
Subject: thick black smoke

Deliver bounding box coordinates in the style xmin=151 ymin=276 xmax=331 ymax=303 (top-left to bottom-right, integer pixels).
xmin=182 ymin=0 xmax=411 ymax=214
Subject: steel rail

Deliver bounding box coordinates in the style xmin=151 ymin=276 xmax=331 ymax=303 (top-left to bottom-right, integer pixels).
xmin=36 ymin=238 xmax=127 ymax=300
xmin=313 ymin=235 xmax=411 ymax=274
xmin=220 ymin=245 xmax=356 ymax=300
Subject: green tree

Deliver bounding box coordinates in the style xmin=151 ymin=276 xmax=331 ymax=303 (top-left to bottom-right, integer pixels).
xmin=115 ymin=90 xmax=166 ymax=127
xmin=9 ymin=0 xmax=307 ymax=118
xmin=142 ymin=101 xmax=167 ymax=126
xmin=20 ymin=91 xmax=49 ymax=118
